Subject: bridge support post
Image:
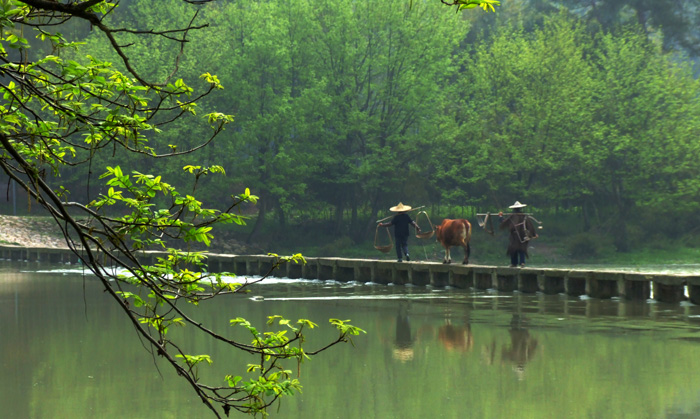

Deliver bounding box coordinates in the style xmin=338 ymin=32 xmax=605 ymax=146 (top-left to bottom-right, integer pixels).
xmin=210 ymin=254 xmax=235 ymax=274
xmin=540 ymin=269 xmax=565 ymax=294
xmin=373 ymin=261 xmax=393 ymax=285
xmin=232 ymin=256 xmax=247 ymax=276
xmin=235 ymin=255 xmax=259 ymax=276
xmin=587 ymin=272 xmax=620 ymax=299
xmin=653 ymin=276 xmax=686 ymax=304
xmin=302 ymin=258 xmax=319 ymax=279
xmin=392 ymin=263 xmax=410 ymax=286
xmin=687 ymin=277 xmax=700 ymax=305
xmin=257 ymin=255 xmax=279 ymax=277
xmin=473 ymin=267 xmax=494 ymax=290
xmin=409 ymin=263 xmax=431 ymax=287
xmin=451 ymin=265 xmax=473 ymax=289
xmin=317 ymin=258 xmax=336 ymax=281
xmin=335 ymin=258 xmax=357 ymax=282
xmin=565 ymin=271 xmax=589 ymax=296
xmin=355 ymin=260 xmax=372 ymax=283
xmin=620 ymin=274 xmax=651 ymax=301
xmin=286 ymin=259 xmax=304 ymax=279
xmin=495 ymin=267 xmax=518 ymax=292
xmin=517 ymin=270 xmax=540 ymax=293
xmin=428 ymin=263 xmax=451 ymax=287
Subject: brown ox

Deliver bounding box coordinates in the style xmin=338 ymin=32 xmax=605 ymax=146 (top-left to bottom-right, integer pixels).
xmin=436 ymin=219 xmax=471 ymax=264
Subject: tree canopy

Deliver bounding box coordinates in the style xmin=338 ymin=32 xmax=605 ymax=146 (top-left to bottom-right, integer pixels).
xmin=3 ymin=1 xmax=700 ymax=257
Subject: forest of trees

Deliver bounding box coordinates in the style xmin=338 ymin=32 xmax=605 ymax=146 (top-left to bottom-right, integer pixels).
xmin=4 ymin=0 xmax=700 ymax=257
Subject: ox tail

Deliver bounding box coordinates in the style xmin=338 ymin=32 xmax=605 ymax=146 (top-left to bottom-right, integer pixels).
xmin=465 ymin=220 xmax=472 ymax=257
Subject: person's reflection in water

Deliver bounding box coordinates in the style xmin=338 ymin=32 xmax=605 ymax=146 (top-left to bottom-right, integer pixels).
xmin=393 ymin=301 xmax=415 ymax=362
xmin=501 ymin=314 xmax=539 ymax=380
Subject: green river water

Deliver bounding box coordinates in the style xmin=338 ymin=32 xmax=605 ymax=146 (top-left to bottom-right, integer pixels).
xmin=2 ymin=262 xmax=700 ymax=418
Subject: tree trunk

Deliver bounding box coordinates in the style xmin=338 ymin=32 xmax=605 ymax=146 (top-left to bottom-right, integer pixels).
xmin=350 ymin=199 xmax=362 ymax=243
xmin=612 ymin=177 xmax=630 ymax=252
xmin=364 ymin=192 xmax=382 ymax=242
xmin=333 ymin=199 xmax=345 ymax=236
xmin=246 ymin=201 xmax=267 ymax=244
xmin=276 ymin=204 xmax=286 ymax=229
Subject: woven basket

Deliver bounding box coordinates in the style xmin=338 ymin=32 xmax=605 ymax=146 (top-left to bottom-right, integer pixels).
xmin=374 ymin=225 xmax=393 ymax=253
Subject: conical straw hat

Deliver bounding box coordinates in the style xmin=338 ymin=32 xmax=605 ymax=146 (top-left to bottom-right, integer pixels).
xmin=390 ymin=202 xmax=412 ymax=212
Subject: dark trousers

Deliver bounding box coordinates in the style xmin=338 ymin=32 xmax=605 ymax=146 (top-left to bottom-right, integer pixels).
xmin=511 ymin=250 xmax=526 ymax=266
xmin=395 ymin=235 xmax=409 ymax=260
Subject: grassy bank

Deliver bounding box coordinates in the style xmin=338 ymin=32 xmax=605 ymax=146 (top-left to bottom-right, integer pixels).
xmin=263 ymin=229 xmax=700 ymax=269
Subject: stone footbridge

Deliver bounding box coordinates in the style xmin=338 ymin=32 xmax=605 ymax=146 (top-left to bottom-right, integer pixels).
xmin=1 ymin=245 xmax=698 ymax=305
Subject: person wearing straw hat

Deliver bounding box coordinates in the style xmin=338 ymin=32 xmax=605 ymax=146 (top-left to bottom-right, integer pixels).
xmin=378 ymin=202 xmax=421 ymax=262
xmin=498 ymin=201 xmax=538 ymax=268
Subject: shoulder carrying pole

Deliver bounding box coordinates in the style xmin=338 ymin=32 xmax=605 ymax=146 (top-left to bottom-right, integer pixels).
xmin=376 ymin=205 xmax=426 ymax=223
xmin=476 ymin=212 xmax=535 ymax=217
xmin=476 ymin=212 xmax=543 ymax=235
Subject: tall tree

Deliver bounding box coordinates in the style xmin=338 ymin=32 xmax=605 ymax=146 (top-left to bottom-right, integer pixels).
xmin=182 ymin=0 xmax=476 ymax=242
xmin=448 ymin=13 xmax=700 ymax=250
xmin=584 ymin=26 xmax=700 ymax=250
xmin=442 ymin=14 xmax=596 ymax=209
xmin=202 ymin=0 xmax=321 ymax=241
xmin=304 ymin=0 xmax=472 ymax=237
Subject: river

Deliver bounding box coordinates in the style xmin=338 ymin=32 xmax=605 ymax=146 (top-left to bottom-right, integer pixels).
xmin=2 ymin=261 xmax=700 ymax=418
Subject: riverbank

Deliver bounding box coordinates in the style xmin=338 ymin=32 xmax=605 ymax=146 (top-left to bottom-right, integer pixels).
xmin=0 ymin=215 xmax=257 ymax=254
xmin=0 ymin=215 xmax=68 ymax=248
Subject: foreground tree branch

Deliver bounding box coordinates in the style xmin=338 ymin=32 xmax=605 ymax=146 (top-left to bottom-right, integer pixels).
xmin=0 ymin=1 xmax=368 ymax=417
xmin=0 ymin=0 xmax=496 ymax=417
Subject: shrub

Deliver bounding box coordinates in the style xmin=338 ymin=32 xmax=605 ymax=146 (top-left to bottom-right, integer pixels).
xmin=318 ymin=236 xmax=356 ymax=257
xmin=565 ymin=233 xmax=614 ymax=260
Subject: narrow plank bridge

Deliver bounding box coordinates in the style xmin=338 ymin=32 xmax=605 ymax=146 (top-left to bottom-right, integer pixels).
xmin=2 ymin=245 xmax=698 ymax=305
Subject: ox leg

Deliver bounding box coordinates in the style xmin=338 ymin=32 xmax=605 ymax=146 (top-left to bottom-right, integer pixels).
xmin=462 ymin=242 xmax=470 ymax=265
xmin=443 ymin=247 xmax=452 ymax=264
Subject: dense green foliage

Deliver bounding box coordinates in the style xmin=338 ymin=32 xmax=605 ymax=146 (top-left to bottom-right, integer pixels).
xmin=0 ymin=1 xmax=698 ymax=260
xmin=33 ymin=0 xmax=697 ymax=258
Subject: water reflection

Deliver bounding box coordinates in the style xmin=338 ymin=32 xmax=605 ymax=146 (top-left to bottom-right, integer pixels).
xmin=478 ymin=313 xmax=540 ymax=381
xmin=392 ymin=301 xmax=414 ymax=362
xmin=437 ymin=315 xmax=473 ymax=353
xmin=500 ymin=314 xmax=539 ymax=380
xmin=392 ymin=301 xmax=476 ymax=362
xmin=6 ymin=267 xmax=700 ymax=419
